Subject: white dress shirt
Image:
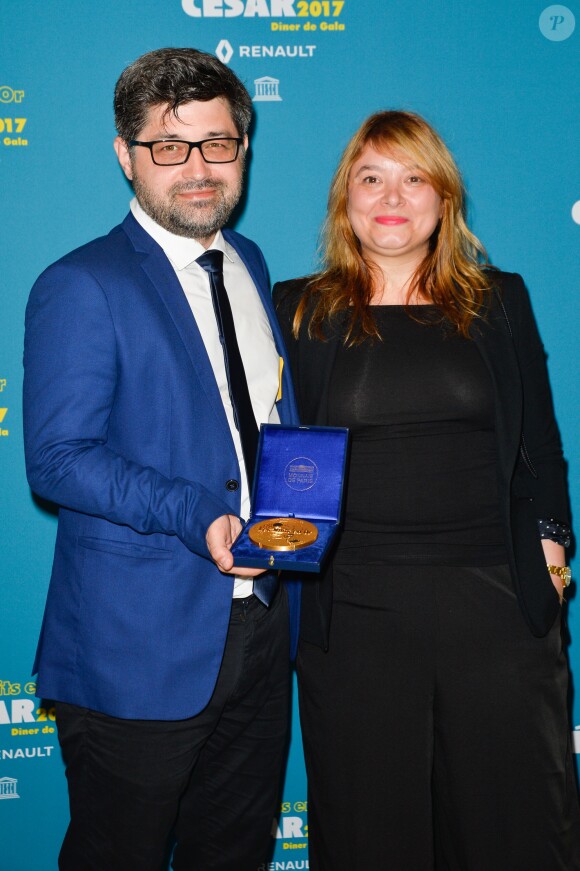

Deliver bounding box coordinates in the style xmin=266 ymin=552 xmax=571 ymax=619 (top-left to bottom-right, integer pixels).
xmin=131 ymin=198 xmax=280 ymax=597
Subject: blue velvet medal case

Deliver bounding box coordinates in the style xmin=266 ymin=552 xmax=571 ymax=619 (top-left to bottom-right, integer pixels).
xmin=231 ymin=424 xmax=349 ymax=572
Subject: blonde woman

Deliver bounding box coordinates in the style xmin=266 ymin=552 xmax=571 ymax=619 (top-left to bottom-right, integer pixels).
xmin=274 ymin=111 xmax=580 ymax=870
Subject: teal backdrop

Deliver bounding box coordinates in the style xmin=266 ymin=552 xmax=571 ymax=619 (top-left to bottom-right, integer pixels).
xmin=1 ymin=1 xmax=578 ymax=868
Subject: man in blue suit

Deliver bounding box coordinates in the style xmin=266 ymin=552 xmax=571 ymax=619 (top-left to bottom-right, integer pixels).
xmin=23 ymin=47 xmax=299 ymax=871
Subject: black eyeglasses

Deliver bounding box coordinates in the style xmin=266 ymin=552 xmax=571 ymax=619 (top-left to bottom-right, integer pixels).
xmin=129 ymin=138 xmax=243 ymax=165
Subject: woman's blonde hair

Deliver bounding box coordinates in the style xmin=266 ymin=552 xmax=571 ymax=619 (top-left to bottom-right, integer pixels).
xmin=294 ymin=110 xmax=492 ymax=343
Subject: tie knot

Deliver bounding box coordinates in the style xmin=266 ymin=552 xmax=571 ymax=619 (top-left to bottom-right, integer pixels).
xmin=196 ymin=249 xmax=224 ymax=275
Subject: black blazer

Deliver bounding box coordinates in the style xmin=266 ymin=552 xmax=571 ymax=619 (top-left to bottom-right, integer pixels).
xmin=274 ymin=271 xmax=569 ymax=648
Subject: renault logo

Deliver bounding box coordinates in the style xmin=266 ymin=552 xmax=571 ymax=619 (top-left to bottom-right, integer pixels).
xmin=216 ymin=40 xmax=234 ymax=64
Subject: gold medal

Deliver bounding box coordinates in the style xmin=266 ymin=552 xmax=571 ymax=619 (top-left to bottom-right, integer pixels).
xmin=249 ymin=517 xmax=318 ymax=551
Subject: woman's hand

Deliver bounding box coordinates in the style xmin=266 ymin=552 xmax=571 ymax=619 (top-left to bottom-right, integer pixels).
xmin=541 ymin=538 xmax=567 ymax=603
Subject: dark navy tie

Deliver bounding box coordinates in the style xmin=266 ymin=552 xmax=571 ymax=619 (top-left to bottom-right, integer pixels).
xmin=196 ymin=249 xmax=258 ymax=486
xmin=197 ymin=250 xmax=278 ymax=606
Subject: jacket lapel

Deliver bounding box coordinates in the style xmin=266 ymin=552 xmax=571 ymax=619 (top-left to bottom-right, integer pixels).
xmin=121 ymin=213 xmax=234 ymax=437
xmin=471 ymin=299 xmax=522 ymax=488
xmin=298 ymin=316 xmax=344 ymax=425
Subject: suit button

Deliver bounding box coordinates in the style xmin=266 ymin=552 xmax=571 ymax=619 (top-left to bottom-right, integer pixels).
xmin=226 ymin=479 xmax=239 ymax=492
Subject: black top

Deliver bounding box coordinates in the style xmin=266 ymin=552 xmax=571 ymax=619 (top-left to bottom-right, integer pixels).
xmin=274 ymin=271 xmax=567 ymax=641
xmin=327 ymin=307 xmax=507 ymax=565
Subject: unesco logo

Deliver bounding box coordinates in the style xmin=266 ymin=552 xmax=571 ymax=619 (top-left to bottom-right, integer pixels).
xmin=0 ymin=777 xmax=19 ymax=799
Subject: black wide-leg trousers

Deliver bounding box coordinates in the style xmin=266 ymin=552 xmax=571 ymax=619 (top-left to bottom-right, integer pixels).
xmin=298 ymin=564 xmax=580 ymax=871
xmin=55 ymin=588 xmax=290 ymax=871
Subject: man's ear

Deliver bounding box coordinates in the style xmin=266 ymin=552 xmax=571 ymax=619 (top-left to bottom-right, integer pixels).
xmin=114 ymin=136 xmax=133 ymax=181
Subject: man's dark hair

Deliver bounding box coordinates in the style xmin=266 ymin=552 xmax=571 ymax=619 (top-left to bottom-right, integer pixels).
xmin=114 ymin=47 xmax=253 ymax=142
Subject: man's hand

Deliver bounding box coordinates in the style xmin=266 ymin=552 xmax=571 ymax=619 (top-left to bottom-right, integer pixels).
xmin=206 ymin=514 xmax=265 ymax=577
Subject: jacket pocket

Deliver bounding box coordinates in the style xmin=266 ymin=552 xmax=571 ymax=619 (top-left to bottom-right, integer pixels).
xmin=78 ymin=536 xmax=172 ymax=560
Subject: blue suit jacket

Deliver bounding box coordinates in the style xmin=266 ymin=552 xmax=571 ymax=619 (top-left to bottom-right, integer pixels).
xmin=24 ymin=213 xmax=300 ymax=720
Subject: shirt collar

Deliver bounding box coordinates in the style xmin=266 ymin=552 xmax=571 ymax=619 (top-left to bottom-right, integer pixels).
xmin=130 ymin=197 xmax=236 ymax=270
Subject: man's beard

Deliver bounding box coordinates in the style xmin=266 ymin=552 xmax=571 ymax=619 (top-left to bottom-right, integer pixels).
xmin=132 ymin=167 xmax=244 ymax=240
